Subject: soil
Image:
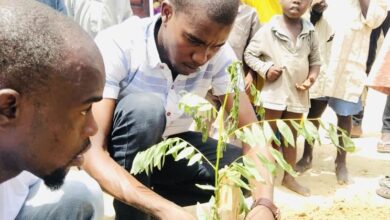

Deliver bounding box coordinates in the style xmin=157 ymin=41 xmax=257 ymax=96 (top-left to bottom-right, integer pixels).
xmin=274 ymin=136 xmax=390 ymax=220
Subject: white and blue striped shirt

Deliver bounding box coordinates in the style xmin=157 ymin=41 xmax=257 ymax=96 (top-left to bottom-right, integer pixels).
xmin=95 ymin=15 xmax=243 ymax=136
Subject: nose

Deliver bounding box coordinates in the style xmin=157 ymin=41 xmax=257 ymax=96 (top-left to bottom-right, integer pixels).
xmin=83 ymin=113 xmax=98 ymax=137
xmin=192 ymin=46 xmax=211 ymax=66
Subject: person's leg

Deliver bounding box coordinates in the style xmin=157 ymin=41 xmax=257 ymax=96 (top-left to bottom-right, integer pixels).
xmin=152 ymin=131 xmax=242 ymax=206
xmin=295 ymin=99 xmax=328 ymax=173
xmin=16 ymin=170 xmax=104 ymax=220
xmin=280 ymin=111 xmax=310 ymax=196
xmin=335 ymin=114 xmax=351 ymax=185
xmin=378 ymin=95 xmax=390 ymax=152
xmin=263 ymin=108 xmax=284 ymax=149
xmin=108 ymin=93 xmax=166 ymax=220
xmin=328 ymin=97 xmax=362 ymax=184
xmin=351 ymin=109 xmax=364 ymax=137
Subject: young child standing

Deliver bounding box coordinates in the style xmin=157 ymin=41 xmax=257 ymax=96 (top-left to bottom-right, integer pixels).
xmin=244 ymin=0 xmax=320 ymax=196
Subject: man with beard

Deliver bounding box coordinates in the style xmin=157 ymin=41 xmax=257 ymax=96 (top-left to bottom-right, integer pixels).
xmin=84 ymin=0 xmax=277 ymax=219
xmin=0 ymin=0 xmax=105 ymax=219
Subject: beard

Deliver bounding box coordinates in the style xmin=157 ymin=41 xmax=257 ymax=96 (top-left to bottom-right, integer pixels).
xmin=42 ymin=167 xmax=67 ymax=190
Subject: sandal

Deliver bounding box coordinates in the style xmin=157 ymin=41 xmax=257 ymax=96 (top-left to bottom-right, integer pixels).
xmin=379 ymin=176 xmax=390 ymax=188
xmin=376 ymin=186 xmax=390 ymax=199
xmin=377 ymin=141 xmax=390 ymax=153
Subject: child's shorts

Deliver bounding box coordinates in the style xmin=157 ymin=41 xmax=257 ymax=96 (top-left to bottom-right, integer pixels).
xmin=314 ymin=97 xmax=363 ymax=116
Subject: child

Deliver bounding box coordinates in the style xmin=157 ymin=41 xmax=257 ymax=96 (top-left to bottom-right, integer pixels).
xmin=296 ymin=0 xmax=387 ymax=185
xmin=244 ymin=0 xmax=320 ymax=196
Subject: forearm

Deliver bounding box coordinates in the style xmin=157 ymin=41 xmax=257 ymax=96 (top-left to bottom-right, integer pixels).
xmin=227 ymin=92 xmax=275 ymax=200
xmin=359 ymin=0 xmax=370 ymax=17
xmin=82 ymin=146 xmax=179 ymax=217
xmin=244 ymin=39 xmax=273 ymax=78
xmin=308 ymin=65 xmax=320 ymax=80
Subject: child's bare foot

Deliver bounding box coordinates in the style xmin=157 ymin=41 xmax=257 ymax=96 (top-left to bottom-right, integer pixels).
xmin=335 ymin=162 xmax=349 ymax=185
xmin=295 ymin=156 xmax=312 ymax=174
xmin=282 ymin=175 xmax=311 ymax=196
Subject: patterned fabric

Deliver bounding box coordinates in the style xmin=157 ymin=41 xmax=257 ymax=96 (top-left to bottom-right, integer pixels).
xmin=95 ymin=16 xmax=243 ymax=136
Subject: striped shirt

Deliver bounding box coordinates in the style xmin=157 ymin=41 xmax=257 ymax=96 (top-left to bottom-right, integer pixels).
xmin=95 ymin=15 xmax=243 ymax=136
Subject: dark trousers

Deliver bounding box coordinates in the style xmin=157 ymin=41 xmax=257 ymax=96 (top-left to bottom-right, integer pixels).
xmin=353 ymin=11 xmax=390 ymax=126
xmin=108 ymin=93 xmax=242 ymax=220
xmin=383 ymin=95 xmax=390 ymax=133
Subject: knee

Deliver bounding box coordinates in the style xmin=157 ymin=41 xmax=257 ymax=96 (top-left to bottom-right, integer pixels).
xmin=114 ymin=93 xmax=166 ymax=132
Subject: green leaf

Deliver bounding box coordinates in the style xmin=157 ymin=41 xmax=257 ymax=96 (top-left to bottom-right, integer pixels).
xmin=195 ymin=184 xmax=216 ymax=191
xmin=166 ymin=141 xmax=187 ymax=155
xmin=188 ymin=153 xmax=203 ymax=166
xmin=175 ymin=147 xmax=195 ymax=161
xmin=269 ymin=148 xmax=297 ymax=177
xmin=242 ymin=157 xmax=265 ymax=183
xmin=242 ymin=126 xmax=256 ymax=147
xmin=227 ymin=173 xmax=251 ymax=191
xmin=276 ymin=119 xmax=295 ymax=147
xmin=328 ymin=124 xmax=340 ymax=147
xmin=341 ymin=133 xmax=356 ymax=152
xmin=263 ymin=121 xmax=280 ymax=146
xmin=303 ymin=120 xmax=320 ymax=144
xmin=257 ymin=153 xmax=277 ymax=176
xmin=251 ymin=123 xmax=266 ymax=147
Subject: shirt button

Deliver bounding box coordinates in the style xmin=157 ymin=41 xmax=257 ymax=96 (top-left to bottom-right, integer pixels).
xmin=166 ymin=112 xmax=171 ymax=116
xmin=159 ymin=64 xmax=164 ymax=69
xmin=171 ymin=85 xmax=174 ymax=89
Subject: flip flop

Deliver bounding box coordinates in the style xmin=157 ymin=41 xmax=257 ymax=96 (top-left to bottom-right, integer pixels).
xmin=377 ymin=141 xmax=390 ymax=153
xmin=376 ymin=186 xmax=390 ymax=199
xmin=379 ymin=176 xmax=390 ymax=189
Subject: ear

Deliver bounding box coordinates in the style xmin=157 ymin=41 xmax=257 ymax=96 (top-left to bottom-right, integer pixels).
xmin=0 ymin=89 xmax=20 ymax=126
xmin=161 ymin=1 xmax=174 ymax=24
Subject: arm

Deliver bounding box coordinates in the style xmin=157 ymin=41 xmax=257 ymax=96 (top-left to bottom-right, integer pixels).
xmin=310 ymin=0 xmax=328 ymax=26
xmin=82 ymin=99 xmax=195 ymax=219
xmin=244 ymin=29 xmax=274 ymax=79
xmin=359 ymin=0 xmax=370 ymax=18
xmin=219 ymin=92 xmax=275 ymax=219
xmin=359 ymin=0 xmax=387 ymax=28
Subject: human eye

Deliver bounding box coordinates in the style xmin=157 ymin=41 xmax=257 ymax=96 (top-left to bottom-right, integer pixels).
xmin=186 ymin=35 xmax=202 ymax=46
xmin=80 ymin=105 xmax=92 ymax=116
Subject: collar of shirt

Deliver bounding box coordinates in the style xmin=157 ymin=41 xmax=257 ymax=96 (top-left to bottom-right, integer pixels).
xmin=270 ymin=15 xmax=314 ymax=41
xmin=145 ymin=15 xmax=163 ymax=69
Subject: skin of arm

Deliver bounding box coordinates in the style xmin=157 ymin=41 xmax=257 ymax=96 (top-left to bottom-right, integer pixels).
xmin=359 ymin=0 xmax=370 ymax=17
xmin=219 ymin=92 xmax=274 ymax=200
xmin=296 ymin=65 xmax=320 ymax=91
xmin=219 ymin=92 xmax=275 ymax=219
xmin=82 ymin=99 xmax=195 ymax=220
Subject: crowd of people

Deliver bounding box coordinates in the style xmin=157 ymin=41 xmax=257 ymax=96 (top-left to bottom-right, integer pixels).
xmin=1 ymin=0 xmax=390 ymax=220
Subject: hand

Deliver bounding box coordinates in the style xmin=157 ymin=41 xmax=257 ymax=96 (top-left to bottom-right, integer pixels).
xmin=265 ymin=66 xmax=283 ymax=82
xmin=245 ymin=71 xmax=254 ymax=92
xmin=158 ymin=206 xmax=197 ymax=220
xmin=295 ymin=76 xmax=316 ymax=91
xmin=312 ymin=0 xmax=328 ymax=13
xmin=246 ymin=205 xmax=275 ymax=220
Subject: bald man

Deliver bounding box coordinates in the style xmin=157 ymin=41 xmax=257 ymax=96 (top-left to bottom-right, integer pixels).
xmin=0 ymin=0 xmax=105 ymax=219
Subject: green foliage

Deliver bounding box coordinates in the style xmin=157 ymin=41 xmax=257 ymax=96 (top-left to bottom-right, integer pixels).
xmin=131 ymin=61 xmax=356 ymax=219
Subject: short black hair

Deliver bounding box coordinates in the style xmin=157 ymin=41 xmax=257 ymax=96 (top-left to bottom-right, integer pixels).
xmin=0 ymin=0 xmax=90 ymax=95
xmin=170 ymin=0 xmax=240 ymax=25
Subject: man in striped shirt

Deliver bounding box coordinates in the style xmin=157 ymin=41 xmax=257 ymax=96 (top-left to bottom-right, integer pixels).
xmin=83 ymin=0 xmax=277 ymax=219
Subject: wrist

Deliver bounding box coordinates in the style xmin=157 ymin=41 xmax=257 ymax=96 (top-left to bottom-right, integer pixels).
xmin=251 ymin=198 xmax=280 ymax=220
